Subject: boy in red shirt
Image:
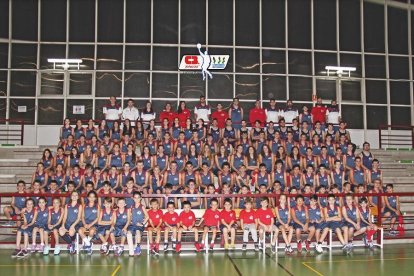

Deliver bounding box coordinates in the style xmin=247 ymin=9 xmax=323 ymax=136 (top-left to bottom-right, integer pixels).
xmin=220 ymin=198 xmax=238 ymax=249
xmin=177 ymin=201 xmax=200 ymax=253
xmin=239 ymin=198 xmax=259 ymax=251
xmin=162 ymin=202 xmax=179 ymax=251
xmin=197 ymin=198 xmax=220 ymax=250
xmin=147 ymin=198 xmax=163 ymax=255
xmin=256 ymin=197 xmax=275 ymax=250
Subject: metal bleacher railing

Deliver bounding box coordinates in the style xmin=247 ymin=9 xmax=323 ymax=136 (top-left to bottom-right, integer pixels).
xmin=378 ymin=124 xmax=414 ymax=149
xmin=0 ymin=119 xmax=25 ymax=145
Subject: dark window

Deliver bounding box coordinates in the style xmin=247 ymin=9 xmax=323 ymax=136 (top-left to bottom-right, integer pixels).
xmin=364 ymin=2 xmax=385 ymax=53
xmin=366 ymin=106 xmax=387 ymax=129
xmin=153 ymin=47 xmax=178 ymax=71
xmin=289 ymin=76 xmax=312 ymax=101
xmin=67 ymin=99 xmax=93 ymax=121
xmin=153 ymin=0 xmax=178 ymax=44
xmin=98 ymin=0 xmax=123 ymax=42
xmin=314 ymin=0 xmax=336 ymax=50
xmin=95 ymin=72 xmax=122 ymax=97
xmin=0 ymin=0 xmax=9 ymax=39
xmin=207 ymin=74 xmax=233 ymax=100
xmin=365 ymin=80 xmax=387 ymax=104
xmin=0 ymin=71 xmax=7 ymax=96
xmin=262 ymin=50 xmax=286 ymax=74
xmin=124 ymin=72 xmax=150 ymax=98
xmin=388 ymin=7 xmax=408 ymax=54
xmin=288 ymin=0 xmax=311 ymax=49
xmin=69 ymin=74 xmax=93 ymax=95
xmin=125 ymin=46 xmax=151 ymax=70
xmin=341 ymin=105 xmax=363 ymax=129
xmin=339 ymin=0 xmax=360 ymax=51
xmin=152 ymin=73 xmax=178 ymax=99
xmin=341 ymin=81 xmax=361 ymax=102
xmin=316 ymin=79 xmax=336 ymax=100
xmin=314 ymin=52 xmax=337 ymax=76
xmin=11 ymin=44 xmax=37 ymax=70
xmin=39 ymin=44 xmax=66 ymax=69
xmin=181 ymin=0 xmax=206 ymax=45
xmin=0 ymin=98 xmax=6 ymax=121
xmin=391 ymin=106 xmax=411 ymax=126
xmin=12 ymin=0 xmax=37 ymax=41
xmin=235 ymin=49 xmax=260 ymax=73
xmin=389 ymin=56 xmax=409 ymax=80
xmin=340 ymin=53 xmax=361 ymax=77
xmin=180 ymin=73 xmax=206 ymax=98
xmin=235 ymin=75 xmax=260 ymax=100
xmin=239 ymin=101 xmax=256 ymax=120
xmin=236 ymin=0 xmax=259 ymax=46
xmin=0 ymin=43 xmax=8 ymax=69
xmin=69 ymin=0 xmax=95 ymax=42
xmin=97 ymin=46 xmax=123 ymax=70
xmin=263 ymin=76 xmax=287 ymax=101
xmin=390 ymin=81 xmax=410 ymax=105
xmin=95 ymin=99 xmax=110 ymax=119
xmin=10 ymin=71 xmax=37 ymax=97
xmin=288 ymin=51 xmax=312 ymax=76
xmin=40 ymin=73 xmax=64 ymax=95
xmin=68 ymin=45 xmax=95 ymax=70
xmin=208 ymin=0 xmax=233 ymax=45
xmin=126 ymin=0 xmax=151 ymax=43
xmin=38 ymin=99 xmax=64 ymax=125
xmin=9 ymin=98 xmax=36 ymax=124
xmin=41 ymin=0 xmax=66 ymax=42
xmin=262 ymin=0 xmax=285 ymax=48
xmin=364 ymin=55 xmax=386 ymax=79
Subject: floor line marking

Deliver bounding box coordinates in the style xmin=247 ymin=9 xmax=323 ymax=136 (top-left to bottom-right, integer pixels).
xmin=303 ymin=257 xmax=414 ymax=264
xmin=226 ymin=253 xmax=243 ymax=276
xmin=0 ymin=265 xmax=119 ymax=267
xmin=110 ymin=265 xmax=121 ymax=276
xmin=301 ymin=262 xmax=324 ymax=276
xmin=265 ymin=252 xmax=294 ymax=276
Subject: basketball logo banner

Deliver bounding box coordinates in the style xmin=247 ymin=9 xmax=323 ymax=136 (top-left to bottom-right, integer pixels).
xmin=179 ymin=43 xmax=229 ymax=80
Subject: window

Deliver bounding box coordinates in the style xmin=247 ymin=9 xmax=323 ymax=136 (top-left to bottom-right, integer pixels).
xmin=68 ymin=45 xmax=95 ymax=71
xmin=180 ymin=73 xmax=206 ymax=99
xmin=364 ymin=2 xmax=385 ymax=53
xmin=124 ymin=73 xmax=150 ymax=98
xmin=40 ymin=73 xmax=64 ymax=95
xmin=207 ymin=74 xmax=233 ymax=99
xmin=38 ymin=99 xmax=64 ymax=125
xmin=126 ymin=0 xmax=151 ymax=43
xmin=98 ymin=0 xmax=123 ymax=42
xmin=39 ymin=44 xmax=66 ymax=69
xmin=390 ymin=81 xmax=410 ymax=105
xmin=11 ymin=44 xmax=37 ymax=70
xmin=389 ymin=56 xmax=409 ymax=80
xmin=235 ymin=49 xmax=260 ymax=73
xmin=289 ymin=76 xmax=312 ymax=101
xmin=314 ymin=52 xmax=337 ymax=76
xmin=365 ymin=55 xmax=386 ymax=79
xmin=41 ymin=0 xmax=67 ymax=42
xmin=10 ymin=71 xmax=37 ymax=97
xmin=69 ymin=73 xmax=93 ymax=95
xmin=263 ymin=76 xmax=287 ymax=101
xmin=340 ymin=53 xmax=361 ymax=77
xmin=316 ymin=79 xmax=336 ymax=101
xmin=314 ymin=0 xmax=336 ymax=50
xmin=0 ymin=0 xmax=9 ymax=39
xmin=341 ymin=81 xmax=361 ymax=102
xmin=288 ymin=0 xmax=311 ymax=49
xmin=365 ymin=80 xmax=387 ymax=104
xmin=366 ymin=106 xmax=387 ymax=129
xmin=235 ymin=75 xmax=260 ymax=100
xmin=125 ymin=46 xmax=151 ymax=70
xmin=236 ymin=0 xmax=259 ymax=46
xmin=388 ymin=7 xmax=408 ymax=55
xmin=339 ymin=0 xmax=360 ymax=51
xmin=95 ymin=72 xmax=122 ymax=97
xmin=181 ymin=0 xmax=206 ymax=45
xmin=288 ymin=51 xmax=312 ymax=76
xmin=391 ymin=106 xmax=411 ymax=126
xmin=67 ymin=99 xmax=93 ymax=120
xmin=70 ymin=0 xmax=95 ymax=42
xmin=97 ymin=46 xmax=123 ymax=70
xmin=262 ymin=0 xmax=285 ymax=48
xmin=208 ymin=0 xmax=233 ymax=45
xmin=153 ymin=47 xmax=178 ymax=71
xmin=262 ymin=50 xmax=286 ymax=74
xmin=12 ymin=0 xmax=38 ymax=41
xmin=341 ymin=105 xmax=363 ymax=129
xmin=0 ymin=43 xmax=7 ymax=69
xmin=9 ymin=98 xmax=36 ymax=124
xmin=0 ymin=71 xmax=7 ymax=96
xmin=153 ymin=0 xmax=178 ymax=44
xmin=152 ymin=73 xmax=178 ymax=99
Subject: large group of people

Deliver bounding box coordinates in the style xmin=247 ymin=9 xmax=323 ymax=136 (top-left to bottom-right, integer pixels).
xmin=4 ymin=96 xmax=402 ymax=258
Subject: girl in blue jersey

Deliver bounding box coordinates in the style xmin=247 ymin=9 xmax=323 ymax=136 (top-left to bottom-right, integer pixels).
xmin=291 ymin=195 xmax=310 ymax=252
xmin=273 ymin=194 xmax=294 ymax=254
xmin=31 ymin=197 xmax=49 ymax=253
xmin=79 ymin=191 xmax=100 ymax=255
xmin=45 ymin=198 xmax=63 ymax=255
xmin=358 ymin=197 xmax=378 ymax=248
xmin=59 ymin=191 xmax=83 ymax=254
xmin=383 ymin=184 xmax=401 ymax=235
xmin=127 ymin=191 xmax=149 ymax=257
xmin=12 ymin=199 xmax=37 ymax=258
xmin=308 ymin=195 xmax=327 ymax=253
xmin=110 ymin=198 xmax=131 ymax=256
xmin=98 ymin=197 xmax=115 ymax=255
xmin=342 ymin=194 xmax=366 ymax=252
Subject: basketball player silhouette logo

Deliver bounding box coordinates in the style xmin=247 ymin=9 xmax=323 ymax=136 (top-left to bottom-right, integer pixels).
xmin=197 ymin=43 xmax=213 ymax=80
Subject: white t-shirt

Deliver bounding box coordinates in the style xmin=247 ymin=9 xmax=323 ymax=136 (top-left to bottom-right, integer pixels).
xmin=326 ymin=109 xmax=341 ymax=124
xmin=122 ymin=107 xmax=140 ymax=125
xmin=194 ymin=104 xmax=211 ymax=122
xmin=103 ymin=104 xmax=122 ymax=121
xmin=141 ymin=111 xmax=156 ymax=123
xmin=280 ymin=108 xmax=298 ymax=124
xmin=266 ymin=107 xmax=281 ymax=123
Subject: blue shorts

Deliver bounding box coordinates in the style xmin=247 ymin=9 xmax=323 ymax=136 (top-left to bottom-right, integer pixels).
xmin=45 ymin=224 xmax=61 ymax=232
xmin=309 ymin=222 xmax=327 ymax=230
xmin=10 ymin=206 xmax=23 ymax=217
xmin=293 ymin=222 xmax=306 ymax=230
xmin=360 ymin=221 xmax=369 ymax=228
xmin=327 ymin=221 xmax=344 ymax=231
xmin=97 ymin=225 xmax=111 ymax=236
xmin=383 ymin=207 xmax=398 ymax=218
xmin=345 ymin=221 xmax=357 ymax=229
xmin=128 ymin=225 xmax=145 ymax=234
xmin=34 ymin=223 xmax=48 ymax=230
xmin=18 ymin=226 xmax=34 ymax=236
xmin=274 ymin=221 xmax=291 ymax=228
xmin=64 ymin=223 xmax=81 ymax=232
xmin=219 ymin=223 xmax=238 ymax=232
xmin=111 ymin=227 xmax=127 ymax=237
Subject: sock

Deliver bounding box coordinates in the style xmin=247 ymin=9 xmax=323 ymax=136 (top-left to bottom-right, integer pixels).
xmin=83 ymin=238 xmax=90 ymax=246
xmin=210 ymin=239 xmax=214 ymax=244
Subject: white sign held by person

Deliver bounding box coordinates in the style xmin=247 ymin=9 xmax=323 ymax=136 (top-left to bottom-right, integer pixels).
xmin=73 ymin=105 xmax=85 ymax=115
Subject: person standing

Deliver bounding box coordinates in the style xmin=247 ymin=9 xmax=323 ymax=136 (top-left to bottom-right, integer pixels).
xmin=103 ymin=96 xmax=122 ymax=129
xmin=266 ymin=98 xmax=281 ymax=125
xmin=194 ymin=96 xmax=211 ymax=124
xmin=249 ymin=100 xmax=266 ymax=127
xmin=211 ymin=103 xmax=229 ymax=129
xmin=141 ymin=101 xmax=156 ymax=129
xmin=159 ymin=103 xmax=177 ymax=127
xmin=122 ymin=99 xmax=140 ymax=126
xmin=311 ymin=97 xmax=327 ymax=129
xmin=280 ymin=100 xmax=298 ymax=126
xmin=228 ymin=97 xmax=244 ymax=129
xmin=326 ymin=100 xmax=341 ymax=132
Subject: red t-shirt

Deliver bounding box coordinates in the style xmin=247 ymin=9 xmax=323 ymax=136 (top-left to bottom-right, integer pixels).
xmin=159 ymin=110 xmax=177 ymax=127
xmin=162 ymin=211 xmax=179 ymax=226
xmin=255 ymin=208 xmax=274 ymax=225
xmin=179 ymin=210 xmax=196 ymax=227
xmin=239 ymin=209 xmax=256 ymax=224
xmin=148 ymin=209 xmax=164 ymax=226
xmin=203 ymin=208 xmax=221 ymax=227
xmin=249 ymin=108 xmax=266 ymax=127
xmin=220 ymin=209 xmax=236 ymax=224
xmin=178 ymin=109 xmax=191 ymax=128
xmin=211 ymin=110 xmax=229 ymax=128
xmin=311 ymin=105 xmax=327 ymax=124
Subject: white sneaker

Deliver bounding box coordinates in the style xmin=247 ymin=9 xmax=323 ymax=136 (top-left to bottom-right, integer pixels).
xmin=315 ymin=243 xmax=323 ymax=253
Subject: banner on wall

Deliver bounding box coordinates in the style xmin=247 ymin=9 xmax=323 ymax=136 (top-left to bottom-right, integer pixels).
xmin=73 ymin=105 xmax=85 ymax=115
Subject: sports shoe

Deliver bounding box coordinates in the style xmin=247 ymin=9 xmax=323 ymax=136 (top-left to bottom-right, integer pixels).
xmin=305 ymin=240 xmax=310 ymax=252
xmin=230 ymin=244 xmax=235 ymax=250
xmin=287 ymin=246 xmax=294 ymax=254
xmin=113 ymin=245 xmax=119 ymax=256
xmin=164 ymin=242 xmax=169 ymax=251
xmin=194 ymin=242 xmax=201 ymax=253
xmin=118 ymin=246 xmax=124 ymax=256
xmin=209 ymin=242 xmax=214 ymax=250
xmin=172 ymin=241 xmax=177 ymax=250
xmin=69 ymin=242 xmax=76 ymax=254
xmin=134 ymin=245 xmax=142 ymax=256
xmin=297 ymin=241 xmax=302 ymax=252
xmin=342 ymin=244 xmax=348 ymax=252
xmin=105 ymin=244 xmax=110 ymax=255
xmin=284 ymin=246 xmax=289 ymax=253
xmin=43 ymin=246 xmax=50 ymax=255
xmin=315 ymin=243 xmax=323 ymax=253
xmin=38 ymin=244 xmax=44 ymax=252
xmin=368 ymin=242 xmax=374 ymax=250
xmin=224 ymin=243 xmax=229 ymax=250
xmin=258 ymin=242 xmax=263 ymax=251
xmin=16 ymin=250 xmax=27 ymax=259
xmin=29 ymin=244 xmax=36 ymax=253
xmin=54 ymin=246 xmax=61 ymax=255
xmin=87 ymin=242 xmax=94 ymax=255
xmin=254 ymin=243 xmax=259 ymax=252
xmin=176 ymin=242 xmax=182 ymax=253
xmin=200 ymin=243 xmax=205 ymax=250
xmin=242 ymin=243 xmax=247 ymax=251
xmin=100 ymin=244 xmax=106 ymax=254
xmin=362 ymin=234 xmax=368 ymax=247
xmin=271 ymin=244 xmax=276 ymax=253
xmin=152 ymin=247 xmax=160 ymax=256
xmin=11 ymin=249 xmax=21 ymax=258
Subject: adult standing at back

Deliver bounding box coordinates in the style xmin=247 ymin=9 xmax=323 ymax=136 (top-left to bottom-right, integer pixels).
xmin=266 ymin=98 xmax=281 ymax=125
xmin=211 ymin=103 xmax=229 ymax=129
xmin=326 ymin=100 xmax=341 ymax=131
xmin=280 ymin=99 xmax=298 ymax=127
xmin=122 ymin=99 xmax=140 ymax=126
xmin=159 ymin=103 xmax=177 ymax=127
xmin=141 ymin=101 xmax=156 ymax=129
xmin=311 ymin=97 xmax=327 ymax=129
xmin=103 ymin=96 xmax=122 ymax=129
xmin=249 ymin=100 xmax=266 ymax=127
xmin=228 ymin=97 xmax=243 ymax=129
xmin=194 ymin=95 xmax=211 ymax=124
